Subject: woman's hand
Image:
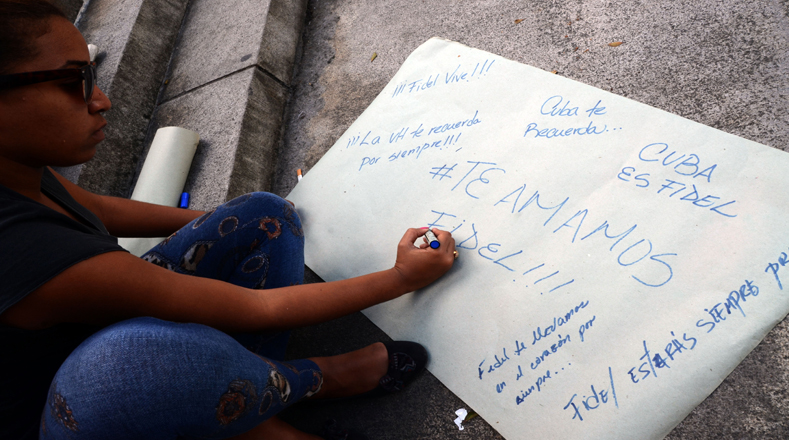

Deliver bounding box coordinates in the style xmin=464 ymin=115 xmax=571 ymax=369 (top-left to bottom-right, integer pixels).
xmin=392 ymin=228 xmax=456 ymax=292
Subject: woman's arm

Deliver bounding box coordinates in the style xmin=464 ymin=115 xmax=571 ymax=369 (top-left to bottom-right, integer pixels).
xmin=49 ymin=168 xmax=205 ymax=237
xmin=0 ymin=228 xmax=456 ymax=333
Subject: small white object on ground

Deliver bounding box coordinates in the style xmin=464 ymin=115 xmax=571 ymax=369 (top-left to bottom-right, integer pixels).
xmin=454 ymin=408 xmax=468 ymax=431
xmin=87 ymin=44 xmax=98 ymax=61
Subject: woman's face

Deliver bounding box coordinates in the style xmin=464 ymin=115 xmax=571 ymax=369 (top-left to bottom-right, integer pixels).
xmin=0 ymin=17 xmax=111 ymax=169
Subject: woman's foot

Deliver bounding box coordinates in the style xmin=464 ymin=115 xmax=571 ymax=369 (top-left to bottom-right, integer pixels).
xmin=364 ymin=341 xmax=428 ymax=396
xmin=308 ymin=342 xmax=389 ymax=399
xmin=308 ymin=341 xmax=428 ymax=399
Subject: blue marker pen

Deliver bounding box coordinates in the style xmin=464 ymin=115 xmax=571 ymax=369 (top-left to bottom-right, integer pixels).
xmin=424 ymin=229 xmax=440 ymax=249
xmin=179 ymin=192 xmax=190 ymax=209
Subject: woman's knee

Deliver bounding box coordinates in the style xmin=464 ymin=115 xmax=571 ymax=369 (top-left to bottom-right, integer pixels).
xmin=226 ymin=192 xmax=285 ymax=207
xmin=43 ymin=318 xmax=212 ymax=438
xmin=144 ymin=191 xmax=304 ymax=282
xmin=43 ymin=318 xmax=254 ymax=438
xmin=43 ymin=318 xmax=322 ymax=439
xmin=54 ymin=318 xmax=223 ymax=379
xmin=212 ymin=192 xmax=303 ymax=239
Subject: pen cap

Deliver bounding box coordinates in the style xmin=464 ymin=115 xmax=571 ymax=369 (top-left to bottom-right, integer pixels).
xmin=424 ymin=229 xmax=440 ymax=249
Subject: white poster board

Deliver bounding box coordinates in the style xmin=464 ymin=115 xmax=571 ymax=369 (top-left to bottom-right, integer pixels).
xmin=287 ymin=38 xmax=789 ymax=440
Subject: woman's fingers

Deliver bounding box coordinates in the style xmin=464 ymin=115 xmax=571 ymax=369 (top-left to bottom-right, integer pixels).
xmin=393 ymin=227 xmax=456 ymax=291
xmin=399 ymin=227 xmax=428 ymax=246
xmin=405 ymin=227 xmax=454 ymax=250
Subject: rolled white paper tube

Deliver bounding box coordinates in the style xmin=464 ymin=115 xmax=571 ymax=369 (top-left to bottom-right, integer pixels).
xmin=130 ymin=127 xmax=199 ymax=206
xmin=118 ymin=127 xmax=199 ymax=256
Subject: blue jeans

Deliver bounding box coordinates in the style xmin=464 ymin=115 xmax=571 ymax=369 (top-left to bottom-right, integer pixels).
xmin=40 ymin=193 xmax=323 ymax=440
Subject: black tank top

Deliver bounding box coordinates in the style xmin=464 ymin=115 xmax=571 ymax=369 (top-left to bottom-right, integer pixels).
xmin=0 ymin=168 xmax=125 ymax=439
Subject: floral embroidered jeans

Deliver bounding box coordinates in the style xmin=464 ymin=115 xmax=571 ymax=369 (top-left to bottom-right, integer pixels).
xmin=40 ymin=193 xmax=323 ymax=440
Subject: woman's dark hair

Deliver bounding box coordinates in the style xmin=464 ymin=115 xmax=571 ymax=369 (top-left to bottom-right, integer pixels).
xmin=0 ymin=0 xmax=67 ymax=74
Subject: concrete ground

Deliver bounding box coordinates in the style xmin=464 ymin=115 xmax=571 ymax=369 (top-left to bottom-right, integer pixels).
xmin=277 ymin=0 xmax=789 ymax=439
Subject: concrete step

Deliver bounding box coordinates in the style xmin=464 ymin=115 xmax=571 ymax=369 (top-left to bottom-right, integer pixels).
xmin=144 ymin=0 xmax=307 ymax=210
xmin=56 ymin=0 xmax=306 ymax=212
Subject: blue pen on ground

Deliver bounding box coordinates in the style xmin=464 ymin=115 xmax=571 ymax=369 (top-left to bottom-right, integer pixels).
xmin=424 ymin=229 xmax=440 ymax=249
xmin=179 ymin=192 xmax=190 ymax=209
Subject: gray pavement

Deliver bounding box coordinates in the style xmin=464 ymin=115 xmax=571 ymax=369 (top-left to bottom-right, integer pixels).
xmin=276 ymin=0 xmax=789 ymax=438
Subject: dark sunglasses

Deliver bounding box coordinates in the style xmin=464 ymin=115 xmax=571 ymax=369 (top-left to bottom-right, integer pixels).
xmin=0 ymin=62 xmax=97 ymax=104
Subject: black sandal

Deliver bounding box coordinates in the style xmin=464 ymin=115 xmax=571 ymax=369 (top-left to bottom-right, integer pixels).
xmin=368 ymin=341 xmax=428 ymax=396
xmin=315 ymin=341 xmax=429 ymax=403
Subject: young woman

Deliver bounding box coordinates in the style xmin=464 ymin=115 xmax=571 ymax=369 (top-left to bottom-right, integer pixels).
xmin=0 ymin=1 xmax=457 ymax=439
